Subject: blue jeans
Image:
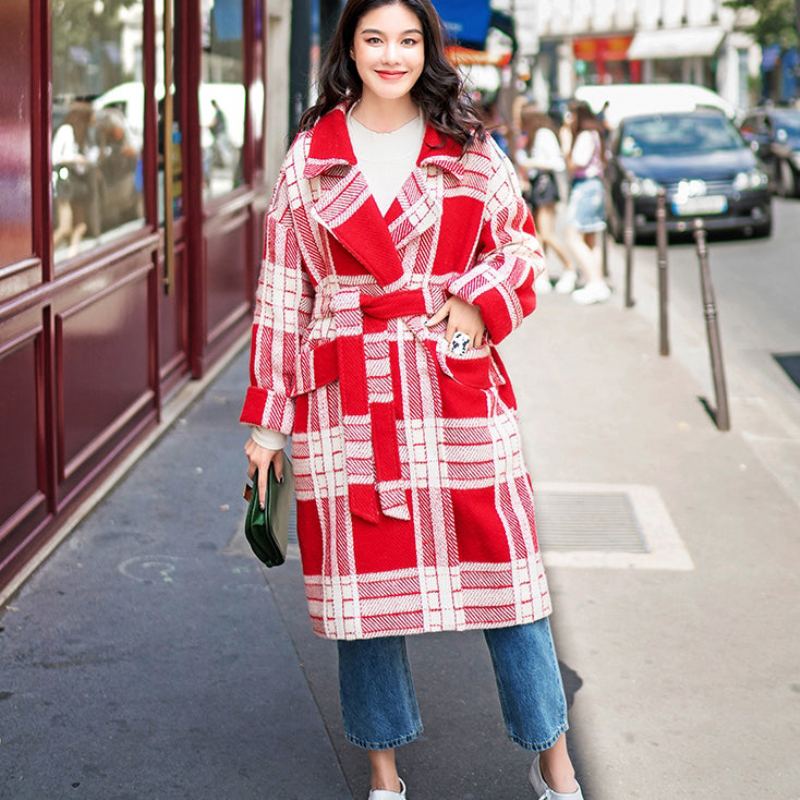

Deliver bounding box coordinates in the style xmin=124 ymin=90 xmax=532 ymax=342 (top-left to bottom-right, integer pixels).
xmin=337 ymin=617 xmax=569 ymax=751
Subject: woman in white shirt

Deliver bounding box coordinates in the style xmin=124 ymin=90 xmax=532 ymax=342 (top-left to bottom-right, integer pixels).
xmin=565 ymin=102 xmax=611 ymax=305
xmin=516 ymin=106 xmax=573 ymax=294
xmin=51 ymin=102 xmax=95 ymax=256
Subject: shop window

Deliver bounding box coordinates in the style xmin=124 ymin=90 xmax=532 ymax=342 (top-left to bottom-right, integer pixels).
xmin=0 ymin=0 xmax=33 ymax=268
xmin=156 ymin=0 xmax=184 ymax=224
xmin=50 ymin=0 xmax=146 ymax=263
xmin=201 ymin=0 xmax=246 ymax=200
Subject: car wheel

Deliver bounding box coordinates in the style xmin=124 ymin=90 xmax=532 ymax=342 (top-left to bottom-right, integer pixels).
xmin=752 ymin=219 xmax=773 ymax=238
xmin=779 ymin=159 xmax=797 ymax=198
xmin=609 ymin=201 xmax=624 ymax=243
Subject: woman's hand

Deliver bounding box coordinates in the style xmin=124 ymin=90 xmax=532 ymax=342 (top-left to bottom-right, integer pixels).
xmin=244 ymin=438 xmax=284 ymax=509
xmin=425 ymin=296 xmax=487 ymax=349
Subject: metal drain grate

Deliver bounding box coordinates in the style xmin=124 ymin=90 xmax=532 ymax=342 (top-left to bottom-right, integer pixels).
xmin=532 ymin=482 xmax=693 ymax=570
xmin=534 ymin=491 xmax=649 ymax=553
xmin=774 ymin=353 xmax=800 ymax=391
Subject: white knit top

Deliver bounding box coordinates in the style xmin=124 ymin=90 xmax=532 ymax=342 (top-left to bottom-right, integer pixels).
xmin=345 ymin=103 xmax=425 ymax=214
xmin=250 ymin=105 xmax=425 ymax=451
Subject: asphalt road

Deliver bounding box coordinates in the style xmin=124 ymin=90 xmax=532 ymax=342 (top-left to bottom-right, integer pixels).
xmin=606 ymin=194 xmax=800 ymax=509
xmin=622 ymin=197 xmax=800 ymax=399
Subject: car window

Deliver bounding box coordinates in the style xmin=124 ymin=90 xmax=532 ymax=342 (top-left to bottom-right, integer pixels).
xmin=619 ymin=114 xmax=744 ymax=157
xmin=773 ymin=111 xmax=800 ymax=139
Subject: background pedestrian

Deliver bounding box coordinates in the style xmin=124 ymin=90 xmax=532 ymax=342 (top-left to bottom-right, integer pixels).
xmin=565 ymin=101 xmax=611 ymax=304
xmin=517 ymin=104 xmax=573 ymax=293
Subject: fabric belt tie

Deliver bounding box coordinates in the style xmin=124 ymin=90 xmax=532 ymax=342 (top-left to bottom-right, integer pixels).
xmin=292 ymin=287 xmax=430 ymax=524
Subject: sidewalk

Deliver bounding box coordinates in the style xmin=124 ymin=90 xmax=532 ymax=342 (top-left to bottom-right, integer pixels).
xmin=2 ymin=267 xmax=799 ymax=798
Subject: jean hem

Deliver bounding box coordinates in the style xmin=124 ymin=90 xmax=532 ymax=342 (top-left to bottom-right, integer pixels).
xmin=506 ymin=720 xmax=570 ymax=752
xmin=344 ymin=725 xmax=424 ymax=751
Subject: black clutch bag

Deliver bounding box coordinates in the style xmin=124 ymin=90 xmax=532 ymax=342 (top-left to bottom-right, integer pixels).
xmin=242 ymin=458 xmax=294 ymax=567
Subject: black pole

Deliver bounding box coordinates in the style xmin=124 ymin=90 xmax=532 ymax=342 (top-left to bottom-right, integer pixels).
xmin=623 ymin=176 xmax=635 ymax=307
xmin=288 ymin=0 xmax=312 ymax=141
xmin=655 ymin=188 xmax=670 ymax=356
xmin=693 ymin=219 xmax=731 ymax=432
xmin=319 ymin=0 xmax=341 ymax=52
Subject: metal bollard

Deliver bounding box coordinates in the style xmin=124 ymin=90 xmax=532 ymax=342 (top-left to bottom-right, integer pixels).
xmin=623 ymin=178 xmax=635 ymax=307
xmin=693 ymin=219 xmax=731 ymax=431
xmin=655 ymin=188 xmax=670 ymax=356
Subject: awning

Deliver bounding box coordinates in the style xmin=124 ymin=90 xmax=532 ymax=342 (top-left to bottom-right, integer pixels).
xmin=627 ymin=27 xmax=724 ymax=60
xmin=434 ymin=0 xmax=492 ymax=50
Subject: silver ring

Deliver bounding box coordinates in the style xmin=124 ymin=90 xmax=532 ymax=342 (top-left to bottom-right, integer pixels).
xmin=449 ymin=331 xmax=471 ymax=355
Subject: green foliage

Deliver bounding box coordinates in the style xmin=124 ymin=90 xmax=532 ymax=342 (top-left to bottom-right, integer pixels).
xmin=725 ymin=0 xmax=799 ymax=48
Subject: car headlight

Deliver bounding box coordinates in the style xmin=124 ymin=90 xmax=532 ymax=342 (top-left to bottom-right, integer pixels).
xmin=734 ymin=170 xmax=768 ymax=191
xmin=629 ymin=176 xmax=660 ymax=197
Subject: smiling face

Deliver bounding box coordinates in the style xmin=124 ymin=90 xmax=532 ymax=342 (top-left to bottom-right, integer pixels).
xmin=350 ymin=2 xmax=425 ymax=104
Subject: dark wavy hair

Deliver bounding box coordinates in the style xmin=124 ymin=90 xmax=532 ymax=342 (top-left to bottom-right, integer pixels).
xmin=298 ymin=0 xmax=485 ymax=149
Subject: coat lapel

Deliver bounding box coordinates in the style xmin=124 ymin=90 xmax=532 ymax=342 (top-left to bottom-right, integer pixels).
xmin=304 ymin=104 xmax=465 ymax=286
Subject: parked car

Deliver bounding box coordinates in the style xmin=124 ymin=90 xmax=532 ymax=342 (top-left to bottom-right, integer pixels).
xmin=739 ymin=107 xmax=800 ymax=197
xmin=575 ymin=83 xmax=735 ymax=130
xmin=605 ymin=110 xmax=772 ymax=240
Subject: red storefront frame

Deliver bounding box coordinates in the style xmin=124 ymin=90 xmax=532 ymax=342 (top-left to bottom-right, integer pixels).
xmin=0 ymin=0 xmax=269 ymax=594
xmin=572 ymin=35 xmax=642 ymax=84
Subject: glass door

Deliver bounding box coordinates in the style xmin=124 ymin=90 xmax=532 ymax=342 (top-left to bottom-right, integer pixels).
xmin=156 ymin=0 xmax=190 ymax=388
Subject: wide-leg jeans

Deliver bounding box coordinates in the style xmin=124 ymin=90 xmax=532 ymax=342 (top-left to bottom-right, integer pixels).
xmin=336 ymin=616 xmax=569 ymax=751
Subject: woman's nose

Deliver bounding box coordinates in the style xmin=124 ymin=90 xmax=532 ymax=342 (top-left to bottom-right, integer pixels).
xmin=383 ymin=42 xmax=400 ymax=63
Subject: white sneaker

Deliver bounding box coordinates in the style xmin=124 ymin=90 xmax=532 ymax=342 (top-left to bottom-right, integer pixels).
xmin=535 ymin=275 xmax=553 ymax=295
xmin=368 ymin=777 xmax=407 ymax=800
xmin=571 ymin=279 xmax=611 ymax=305
xmin=554 ymin=271 xmax=577 ymax=294
xmin=528 ymin=754 xmax=583 ymax=800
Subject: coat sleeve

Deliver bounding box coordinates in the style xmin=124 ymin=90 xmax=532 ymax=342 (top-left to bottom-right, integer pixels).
xmin=446 ymin=137 xmax=546 ymax=346
xmin=239 ymin=164 xmax=315 ymax=433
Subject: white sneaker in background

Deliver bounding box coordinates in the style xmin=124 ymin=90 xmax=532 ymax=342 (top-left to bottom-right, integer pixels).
xmin=571 ymin=279 xmax=611 ymax=305
xmin=554 ymin=270 xmax=577 ymax=294
xmin=368 ymin=777 xmax=407 ymax=800
xmin=535 ymin=275 xmax=553 ymax=295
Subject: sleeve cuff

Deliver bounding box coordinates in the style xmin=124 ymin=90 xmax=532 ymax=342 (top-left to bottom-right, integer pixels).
xmin=239 ymin=385 xmax=295 ymax=432
xmin=250 ymin=427 xmax=288 ymax=450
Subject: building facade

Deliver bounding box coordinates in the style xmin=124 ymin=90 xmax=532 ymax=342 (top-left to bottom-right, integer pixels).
xmin=0 ymin=0 xmax=290 ymax=594
xmin=529 ymin=0 xmax=759 ymax=111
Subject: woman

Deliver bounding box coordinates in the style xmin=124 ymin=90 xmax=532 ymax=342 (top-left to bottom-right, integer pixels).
xmin=51 ymin=102 xmax=96 ymax=256
xmin=240 ymin=0 xmax=584 ymax=797
xmin=516 ymin=105 xmax=573 ymax=294
xmin=564 ymin=102 xmax=611 ymax=305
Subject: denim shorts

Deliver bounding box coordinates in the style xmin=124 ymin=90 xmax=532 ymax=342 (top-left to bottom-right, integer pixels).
xmin=567 ymin=176 xmax=606 ymax=233
xmin=336 ymin=617 xmax=569 ymax=751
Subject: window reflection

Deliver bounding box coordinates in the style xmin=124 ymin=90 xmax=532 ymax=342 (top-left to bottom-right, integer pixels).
xmin=156 ymin=0 xmax=184 ymax=224
xmin=51 ymin=0 xmax=145 ymax=261
xmin=201 ymin=0 xmax=246 ymax=199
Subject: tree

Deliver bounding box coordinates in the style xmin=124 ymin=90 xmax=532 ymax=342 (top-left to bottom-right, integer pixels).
xmin=725 ymin=0 xmax=799 ymax=48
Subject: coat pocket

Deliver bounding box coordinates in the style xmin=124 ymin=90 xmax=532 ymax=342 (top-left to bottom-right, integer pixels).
xmin=434 ymin=335 xmax=493 ymax=390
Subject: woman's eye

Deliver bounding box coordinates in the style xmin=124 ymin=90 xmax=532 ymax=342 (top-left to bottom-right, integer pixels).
xmin=402 ymin=38 xmax=419 ymax=46
xmin=366 ymin=37 xmax=382 ymax=44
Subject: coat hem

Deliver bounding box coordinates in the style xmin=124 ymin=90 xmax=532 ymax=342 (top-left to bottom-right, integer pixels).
xmin=310 ymin=607 xmax=553 ymax=641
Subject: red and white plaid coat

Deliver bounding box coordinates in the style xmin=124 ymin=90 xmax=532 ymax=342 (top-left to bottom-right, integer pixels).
xmin=240 ymin=104 xmax=551 ymax=640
